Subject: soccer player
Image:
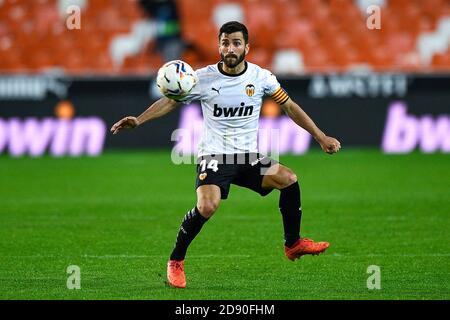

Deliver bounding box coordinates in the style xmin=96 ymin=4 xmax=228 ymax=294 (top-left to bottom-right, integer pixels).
xmin=110 ymin=21 xmax=341 ymax=289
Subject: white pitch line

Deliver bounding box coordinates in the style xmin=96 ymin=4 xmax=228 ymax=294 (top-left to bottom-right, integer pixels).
xmin=2 ymin=253 xmax=449 ymax=259
xmin=81 ymin=254 xmax=252 ymax=259
xmin=0 ymin=254 xmax=252 ymax=259
xmin=327 ymin=253 xmax=450 ymax=258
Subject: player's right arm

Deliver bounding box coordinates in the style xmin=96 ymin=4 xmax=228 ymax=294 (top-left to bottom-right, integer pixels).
xmin=110 ymin=96 xmax=180 ymax=135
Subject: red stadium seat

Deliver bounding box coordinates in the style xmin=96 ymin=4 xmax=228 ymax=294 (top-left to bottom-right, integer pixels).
xmin=303 ymin=47 xmax=335 ymax=73
xmin=431 ymin=51 xmax=450 ymax=70
xmin=368 ymin=45 xmax=396 ymax=71
xmin=246 ymin=48 xmax=271 ymax=70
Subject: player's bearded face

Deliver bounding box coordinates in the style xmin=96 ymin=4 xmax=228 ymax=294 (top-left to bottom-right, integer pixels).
xmin=221 ymin=51 xmax=245 ymax=68
xmin=219 ymin=32 xmax=248 ymax=68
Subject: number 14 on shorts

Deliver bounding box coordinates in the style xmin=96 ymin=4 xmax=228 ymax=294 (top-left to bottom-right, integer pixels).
xmin=199 ymin=159 xmax=219 ymax=172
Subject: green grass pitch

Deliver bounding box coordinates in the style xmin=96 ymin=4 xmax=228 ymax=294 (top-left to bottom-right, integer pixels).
xmin=0 ymin=149 xmax=449 ymax=299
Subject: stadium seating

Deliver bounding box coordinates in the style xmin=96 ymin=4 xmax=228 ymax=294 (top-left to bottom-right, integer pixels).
xmin=0 ymin=0 xmax=449 ymax=74
xmin=272 ymin=49 xmax=305 ymax=74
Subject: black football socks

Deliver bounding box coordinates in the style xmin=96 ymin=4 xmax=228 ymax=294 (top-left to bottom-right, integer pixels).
xmin=170 ymin=206 xmax=209 ymax=261
xmin=279 ymin=182 xmax=302 ymax=248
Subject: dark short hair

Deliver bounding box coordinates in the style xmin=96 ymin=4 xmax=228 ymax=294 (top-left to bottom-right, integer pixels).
xmin=218 ymin=21 xmax=249 ymax=43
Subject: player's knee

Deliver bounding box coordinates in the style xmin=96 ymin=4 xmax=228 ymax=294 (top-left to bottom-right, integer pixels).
xmin=282 ymin=171 xmax=298 ymax=188
xmin=288 ymin=172 xmax=298 ymax=184
xmin=197 ymin=201 xmax=219 ymax=218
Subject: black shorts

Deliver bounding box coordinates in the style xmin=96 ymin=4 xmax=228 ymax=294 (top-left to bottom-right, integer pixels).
xmin=195 ymin=153 xmax=279 ymax=199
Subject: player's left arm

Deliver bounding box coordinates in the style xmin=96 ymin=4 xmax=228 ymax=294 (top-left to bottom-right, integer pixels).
xmin=280 ymin=98 xmax=341 ymax=154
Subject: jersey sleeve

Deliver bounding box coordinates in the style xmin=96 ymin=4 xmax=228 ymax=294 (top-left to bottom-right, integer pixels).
xmin=263 ymin=70 xmax=290 ymax=105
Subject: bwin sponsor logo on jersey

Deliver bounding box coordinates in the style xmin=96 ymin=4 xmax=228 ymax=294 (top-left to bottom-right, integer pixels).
xmin=213 ymin=103 xmax=254 ymax=117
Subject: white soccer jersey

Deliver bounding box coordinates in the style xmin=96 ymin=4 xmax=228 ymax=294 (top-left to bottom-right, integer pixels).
xmin=179 ymin=61 xmax=290 ymax=157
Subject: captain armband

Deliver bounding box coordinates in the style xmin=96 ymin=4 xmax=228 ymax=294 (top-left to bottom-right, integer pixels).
xmin=270 ymin=87 xmax=290 ymax=105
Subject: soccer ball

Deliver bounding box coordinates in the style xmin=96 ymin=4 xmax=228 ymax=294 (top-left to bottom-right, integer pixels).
xmin=156 ymin=60 xmax=198 ymax=101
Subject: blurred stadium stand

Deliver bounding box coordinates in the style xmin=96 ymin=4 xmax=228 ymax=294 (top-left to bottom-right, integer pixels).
xmin=0 ymin=0 xmax=449 ymax=75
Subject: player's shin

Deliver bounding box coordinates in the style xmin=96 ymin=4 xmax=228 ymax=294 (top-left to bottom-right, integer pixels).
xmin=169 ymin=207 xmax=209 ymax=261
xmin=279 ymin=182 xmax=302 ymax=248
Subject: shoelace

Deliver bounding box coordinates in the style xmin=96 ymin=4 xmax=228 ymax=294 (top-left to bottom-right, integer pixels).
xmin=171 ymin=262 xmax=184 ymax=272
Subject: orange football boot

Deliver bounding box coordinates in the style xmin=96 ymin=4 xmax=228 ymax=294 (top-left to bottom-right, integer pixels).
xmin=285 ymin=238 xmax=330 ymax=261
xmin=167 ymin=260 xmax=186 ymax=288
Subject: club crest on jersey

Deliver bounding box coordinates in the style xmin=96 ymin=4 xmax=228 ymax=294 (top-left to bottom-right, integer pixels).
xmin=245 ymin=84 xmax=255 ymax=97
xmin=199 ymin=173 xmax=207 ymax=180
